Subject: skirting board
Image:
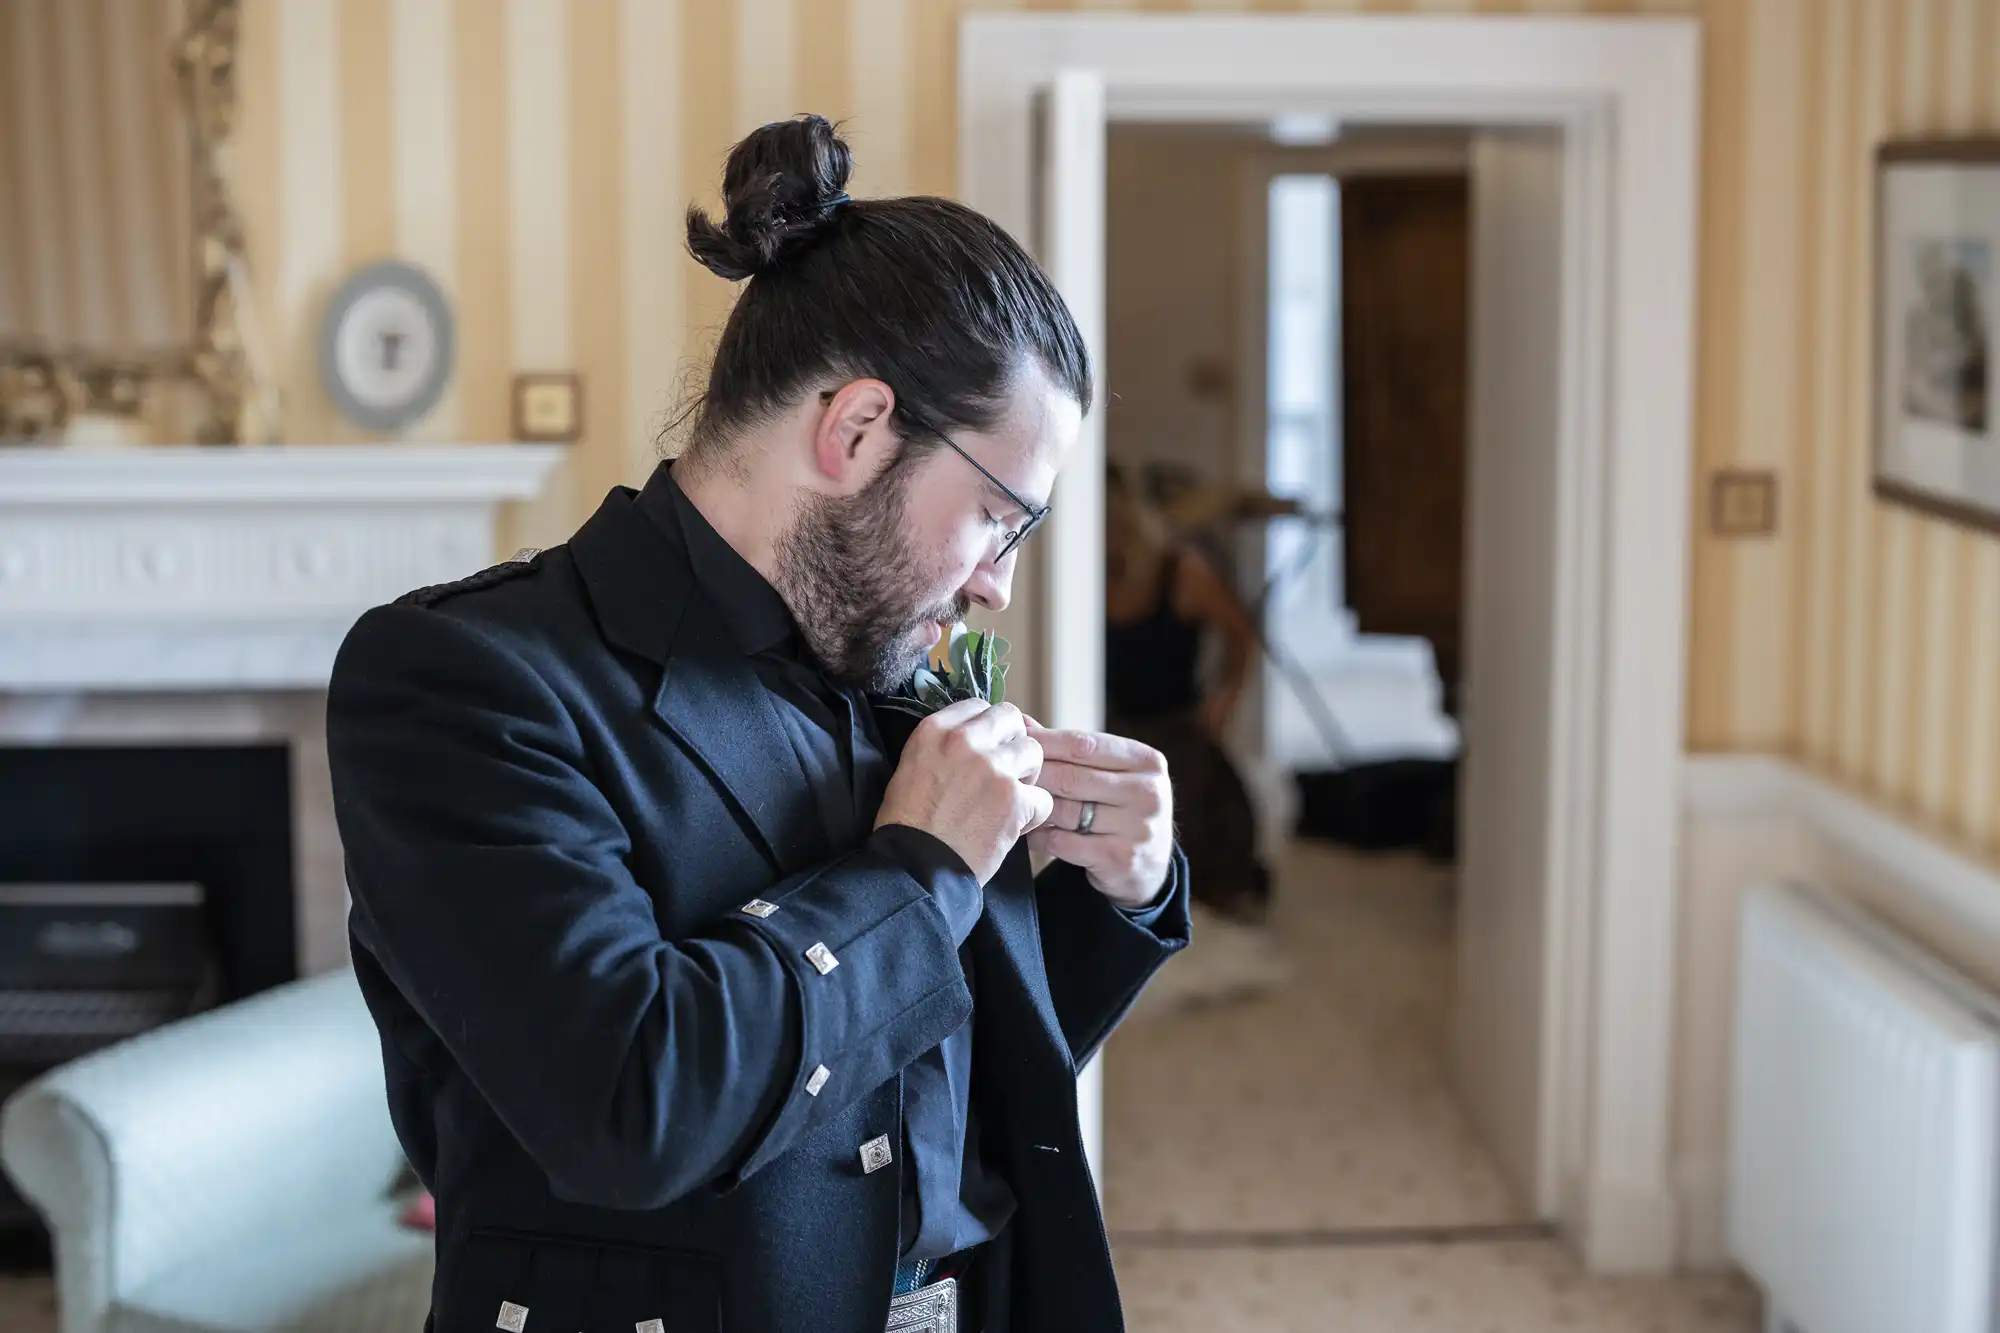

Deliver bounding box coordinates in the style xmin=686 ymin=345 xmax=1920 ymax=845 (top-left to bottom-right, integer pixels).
xmin=1677 ymin=754 xmax=2000 ymax=1269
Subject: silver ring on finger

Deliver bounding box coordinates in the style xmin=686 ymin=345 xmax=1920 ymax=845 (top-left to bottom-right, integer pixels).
xmin=1076 ymin=800 xmax=1097 ymax=835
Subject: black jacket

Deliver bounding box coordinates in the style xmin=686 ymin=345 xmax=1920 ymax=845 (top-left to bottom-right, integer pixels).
xmin=326 ymin=468 xmax=1190 ymax=1332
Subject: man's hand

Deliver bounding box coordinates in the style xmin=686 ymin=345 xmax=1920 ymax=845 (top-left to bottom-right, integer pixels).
xmin=876 ymin=700 xmax=1054 ymax=884
xmin=1026 ymin=727 xmax=1175 ymax=910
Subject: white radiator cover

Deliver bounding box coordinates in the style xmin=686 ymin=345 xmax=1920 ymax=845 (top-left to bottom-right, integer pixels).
xmin=1729 ymin=880 xmax=2000 ymax=1333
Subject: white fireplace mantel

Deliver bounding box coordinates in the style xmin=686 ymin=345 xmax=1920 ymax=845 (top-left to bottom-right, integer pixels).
xmin=0 ymin=444 xmax=564 ymax=692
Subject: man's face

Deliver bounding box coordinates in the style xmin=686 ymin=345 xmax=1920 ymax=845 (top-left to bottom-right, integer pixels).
xmin=773 ymin=369 xmax=1080 ymax=691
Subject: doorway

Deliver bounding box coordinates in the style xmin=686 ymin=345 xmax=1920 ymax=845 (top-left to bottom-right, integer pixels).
xmin=962 ymin=14 xmax=1700 ymax=1275
xmin=1097 ymin=110 xmax=1562 ymax=1271
xmin=1233 ymin=133 xmax=1474 ymax=792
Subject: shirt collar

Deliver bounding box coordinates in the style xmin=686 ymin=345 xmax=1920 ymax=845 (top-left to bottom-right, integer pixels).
xmin=644 ymin=463 xmax=799 ymax=658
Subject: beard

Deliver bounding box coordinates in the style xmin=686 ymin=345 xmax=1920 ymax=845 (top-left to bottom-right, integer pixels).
xmin=772 ymin=461 xmax=969 ymax=693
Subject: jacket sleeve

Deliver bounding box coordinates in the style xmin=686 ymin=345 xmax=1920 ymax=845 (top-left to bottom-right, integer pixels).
xmin=327 ymin=603 xmax=973 ymax=1212
xmin=1035 ymin=850 xmax=1192 ymax=1067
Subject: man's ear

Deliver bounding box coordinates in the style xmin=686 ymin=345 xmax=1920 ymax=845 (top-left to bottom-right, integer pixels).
xmin=812 ymin=379 xmax=898 ymax=494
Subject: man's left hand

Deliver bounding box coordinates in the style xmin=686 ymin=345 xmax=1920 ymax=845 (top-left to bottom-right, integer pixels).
xmin=1026 ymin=726 xmax=1175 ymax=910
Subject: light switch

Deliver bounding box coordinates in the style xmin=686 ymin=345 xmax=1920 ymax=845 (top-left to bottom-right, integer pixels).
xmin=1711 ymin=470 xmax=1778 ymax=538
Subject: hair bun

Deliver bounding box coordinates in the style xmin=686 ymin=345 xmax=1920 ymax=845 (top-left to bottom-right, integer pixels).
xmin=686 ymin=115 xmax=854 ymax=281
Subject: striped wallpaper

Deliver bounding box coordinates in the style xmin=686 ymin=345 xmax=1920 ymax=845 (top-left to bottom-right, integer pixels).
xmin=1714 ymin=0 xmax=2000 ymax=860
xmin=5 ymin=0 xmax=2000 ymax=865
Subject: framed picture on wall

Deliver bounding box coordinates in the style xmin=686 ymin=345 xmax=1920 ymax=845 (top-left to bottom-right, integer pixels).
xmin=1875 ymin=140 xmax=2000 ymax=533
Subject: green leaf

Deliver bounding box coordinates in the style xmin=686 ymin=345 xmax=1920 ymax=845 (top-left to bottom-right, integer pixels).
xmin=967 ymin=631 xmax=992 ymax=700
xmin=916 ymin=674 xmax=956 ymax=709
xmin=988 ymin=634 xmax=1010 ymax=707
xmin=959 ymin=630 xmax=980 ymax=698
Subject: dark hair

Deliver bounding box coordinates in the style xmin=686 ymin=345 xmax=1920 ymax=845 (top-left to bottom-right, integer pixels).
xmin=679 ymin=115 xmax=1091 ymax=465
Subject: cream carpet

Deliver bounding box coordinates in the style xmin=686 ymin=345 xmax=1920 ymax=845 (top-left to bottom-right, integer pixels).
xmin=1105 ymin=841 xmax=1761 ymax=1332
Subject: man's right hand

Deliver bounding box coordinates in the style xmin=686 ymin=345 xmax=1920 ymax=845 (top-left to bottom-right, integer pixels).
xmin=875 ymin=699 xmax=1055 ymax=883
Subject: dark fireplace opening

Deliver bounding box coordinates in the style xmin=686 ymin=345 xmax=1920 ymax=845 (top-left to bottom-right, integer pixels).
xmin=0 ymin=743 xmax=296 ymax=1260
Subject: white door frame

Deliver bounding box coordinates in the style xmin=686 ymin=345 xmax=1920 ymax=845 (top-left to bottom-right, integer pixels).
xmin=960 ymin=14 xmax=1700 ymax=1273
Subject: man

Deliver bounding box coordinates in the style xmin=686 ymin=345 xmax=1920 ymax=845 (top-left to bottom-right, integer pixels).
xmin=327 ymin=116 xmax=1188 ymax=1333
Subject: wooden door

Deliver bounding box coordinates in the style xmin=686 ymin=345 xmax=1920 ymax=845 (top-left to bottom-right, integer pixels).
xmin=1339 ymin=175 xmax=1471 ymax=704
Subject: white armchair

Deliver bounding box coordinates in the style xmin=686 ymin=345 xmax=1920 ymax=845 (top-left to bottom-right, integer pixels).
xmin=0 ymin=969 xmax=433 ymax=1333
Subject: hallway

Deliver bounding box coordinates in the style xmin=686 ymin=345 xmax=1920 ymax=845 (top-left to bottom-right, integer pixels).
xmin=1104 ymin=842 xmax=1761 ymax=1331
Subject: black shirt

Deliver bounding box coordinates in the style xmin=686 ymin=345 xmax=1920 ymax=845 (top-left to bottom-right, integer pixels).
xmin=656 ymin=471 xmax=1013 ymax=1261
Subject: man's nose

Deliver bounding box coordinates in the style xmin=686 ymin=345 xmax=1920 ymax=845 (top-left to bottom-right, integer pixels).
xmin=965 ymin=556 xmax=1014 ymax=613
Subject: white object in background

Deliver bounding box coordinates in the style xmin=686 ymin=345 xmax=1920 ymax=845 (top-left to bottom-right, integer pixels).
xmin=1729 ymin=880 xmax=2000 ymax=1333
xmin=319 ymin=261 xmax=458 ymax=434
xmin=1258 ymin=171 xmax=1347 ymax=752
xmin=0 ymin=444 xmax=561 ymax=691
xmin=62 ymin=413 xmax=149 ymax=450
xmin=1452 ymin=128 xmax=1570 ymax=1216
xmin=1036 ymin=64 xmax=1110 ymax=1201
xmin=1268 ymin=111 xmax=1339 ymax=146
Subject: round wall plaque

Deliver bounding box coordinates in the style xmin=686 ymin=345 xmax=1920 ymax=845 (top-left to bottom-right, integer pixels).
xmin=319 ymin=261 xmax=456 ymax=433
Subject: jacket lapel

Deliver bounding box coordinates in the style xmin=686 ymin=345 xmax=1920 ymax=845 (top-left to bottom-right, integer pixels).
xmin=653 ymin=603 xmax=826 ymax=874
xmin=571 ymin=473 xmax=820 ymax=874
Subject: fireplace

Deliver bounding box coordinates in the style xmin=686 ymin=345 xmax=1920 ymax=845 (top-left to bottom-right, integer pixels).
xmin=0 ymin=743 xmax=300 ymax=1246
xmin=0 ymin=443 xmax=561 ymax=1266
xmin=0 ymin=744 xmax=297 ymax=1002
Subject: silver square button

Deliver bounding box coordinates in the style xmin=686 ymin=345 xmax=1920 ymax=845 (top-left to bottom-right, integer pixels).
xmin=636 ymin=1321 xmax=665 ymax=1333
xmin=859 ymin=1134 xmax=893 ymax=1174
xmin=496 ymin=1302 xmax=529 ymax=1332
xmin=806 ymin=1064 xmax=831 ymax=1096
xmin=740 ymin=899 xmax=779 ymax=918
xmin=806 ymin=942 xmax=839 ymax=975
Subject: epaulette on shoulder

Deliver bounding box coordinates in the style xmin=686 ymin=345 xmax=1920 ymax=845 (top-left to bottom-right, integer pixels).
xmin=395 ymin=547 xmax=548 ymax=608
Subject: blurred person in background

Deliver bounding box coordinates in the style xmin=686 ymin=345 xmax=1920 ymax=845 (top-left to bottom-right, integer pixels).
xmin=1105 ymin=464 xmax=1271 ymax=922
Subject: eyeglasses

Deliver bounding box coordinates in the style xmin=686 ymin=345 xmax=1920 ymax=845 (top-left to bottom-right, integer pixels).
xmin=819 ymin=391 xmax=1052 ymax=562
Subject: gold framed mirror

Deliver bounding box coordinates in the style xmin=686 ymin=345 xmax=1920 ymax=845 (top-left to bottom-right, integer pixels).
xmin=0 ymin=0 xmax=279 ymax=445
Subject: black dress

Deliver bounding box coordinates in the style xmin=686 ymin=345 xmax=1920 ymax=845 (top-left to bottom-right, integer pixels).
xmin=1105 ymin=551 xmax=1273 ymax=920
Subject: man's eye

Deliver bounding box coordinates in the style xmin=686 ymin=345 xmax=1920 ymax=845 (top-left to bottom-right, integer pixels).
xmin=982 ymin=508 xmax=1003 ymax=527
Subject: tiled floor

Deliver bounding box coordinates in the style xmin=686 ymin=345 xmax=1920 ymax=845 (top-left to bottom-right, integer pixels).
xmin=0 ymin=844 xmax=1761 ymax=1332
xmin=1104 ymin=841 xmax=1763 ymax=1332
